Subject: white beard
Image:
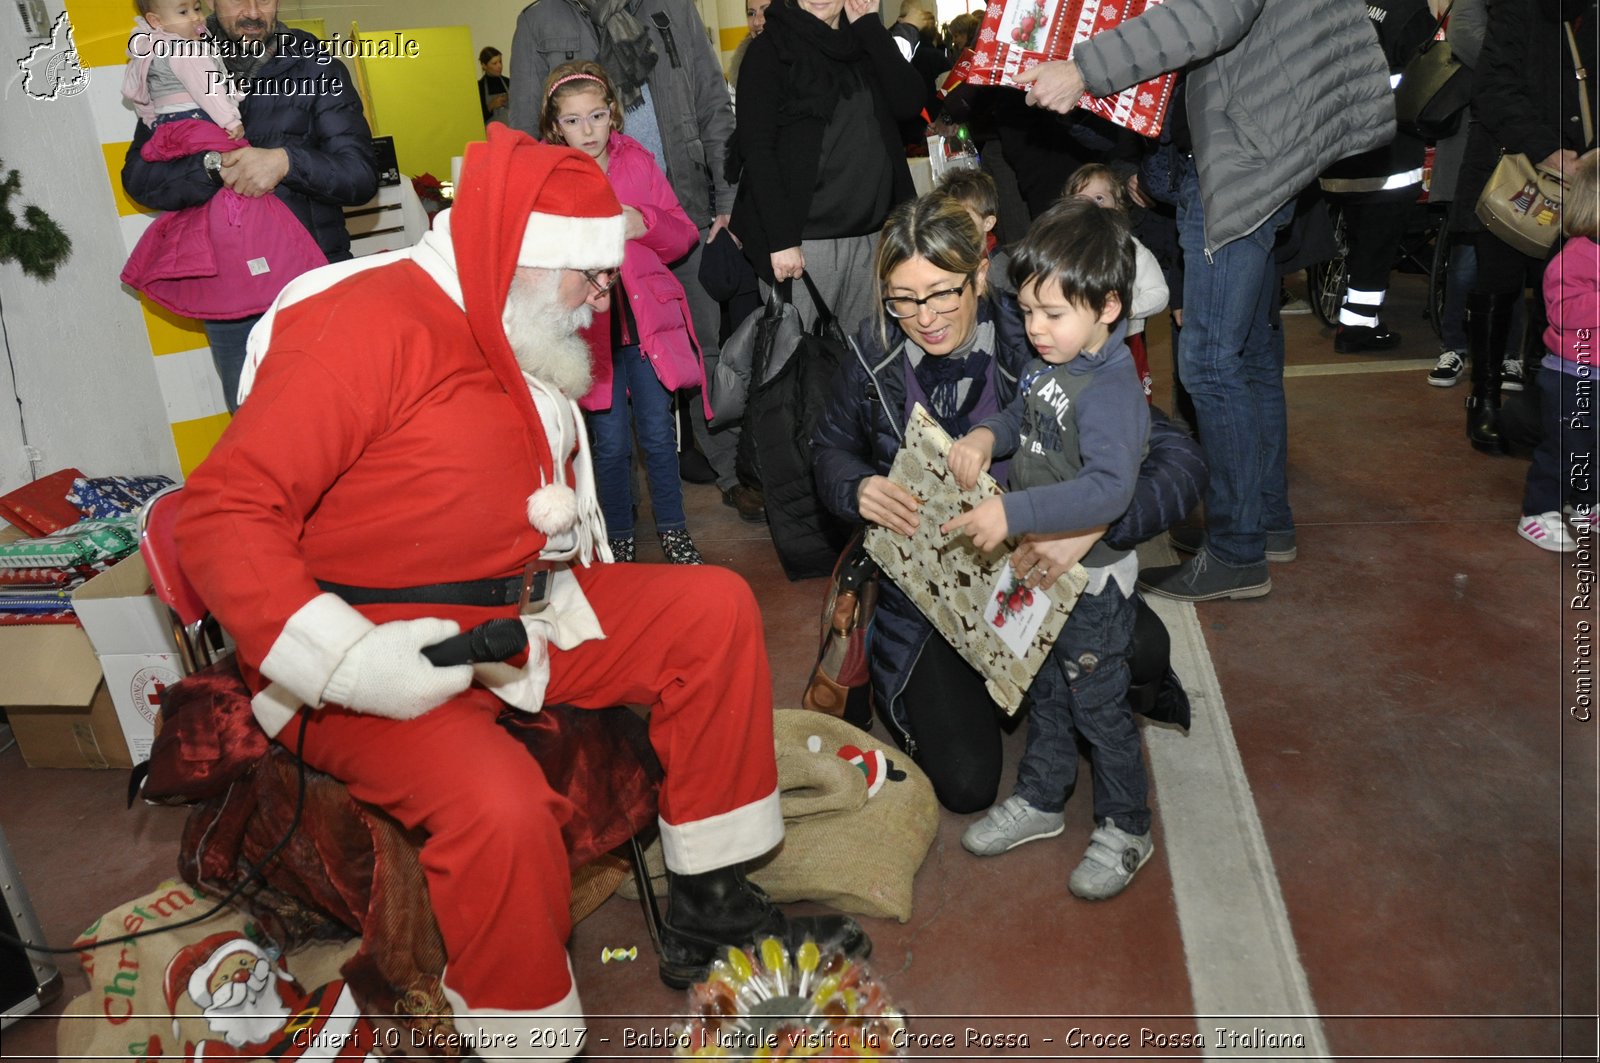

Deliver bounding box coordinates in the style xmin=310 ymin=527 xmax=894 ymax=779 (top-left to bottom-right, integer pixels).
xmin=201 ymin=960 xmax=291 ymax=1048
xmin=503 ymin=270 xmax=595 ymax=398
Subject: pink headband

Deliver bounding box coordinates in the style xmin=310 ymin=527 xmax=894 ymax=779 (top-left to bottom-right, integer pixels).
xmin=547 ymin=73 xmax=606 ymax=98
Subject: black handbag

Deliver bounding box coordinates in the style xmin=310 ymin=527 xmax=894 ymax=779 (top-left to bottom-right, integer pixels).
xmin=737 ymin=272 xmax=854 ymax=580
xmin=1393 ymin=3 xmax=1470 ymax=141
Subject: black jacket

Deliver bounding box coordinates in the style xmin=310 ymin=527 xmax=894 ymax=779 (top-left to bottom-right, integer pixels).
xmin=811 ymin=293 xmax=1208 ymax=740
xmin=731 ymin=9 xmax=924 ymax=281
xmin=1455 ymin=0 xmax=1598 ymax=229
xmin=121 ymin=27 xmax=377 ymax=263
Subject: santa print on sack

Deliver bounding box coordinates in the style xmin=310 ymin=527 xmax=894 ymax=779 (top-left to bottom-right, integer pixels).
xmin=163 ymin=932 xmax=377 ymax=1060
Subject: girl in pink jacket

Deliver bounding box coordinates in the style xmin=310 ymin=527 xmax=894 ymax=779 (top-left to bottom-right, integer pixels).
xmin=541 ymin=61 xmax=708 ymax=565
xmin=1519 ymin=150 xmax=1599 ymax=553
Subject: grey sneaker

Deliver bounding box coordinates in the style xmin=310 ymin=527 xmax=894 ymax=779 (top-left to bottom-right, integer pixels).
xmin=1428 ymin=350 xmax=1464 ymax=387
xmin=1138 ymin=549 xmax=1270 ymax=602
xmin=659 ymin=528 xmax=704 ymax=565
xmin=1069 ymin=818 xmax=1154 ymax=900
xmin=1500 ymin=358 xmax=1525 ymax=392
xmin=1167 ymin=526 xmax=1297 ymax=564
xmin=961 ymin=795 xmax=1065 ymax=856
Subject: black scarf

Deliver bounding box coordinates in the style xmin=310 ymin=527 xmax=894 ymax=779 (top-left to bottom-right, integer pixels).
xmin=577 ymin=0 xmax=659 ymax=111
xmin=762 ymin=3 xmax=864 ymax=123
xmin=205 ymin=14 xmax=286 ymax=80
xmin=912 ymin=342 xmax=992 ymax=437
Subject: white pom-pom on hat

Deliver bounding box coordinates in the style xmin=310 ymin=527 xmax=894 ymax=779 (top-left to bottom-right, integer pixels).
xmin=527 ymin=483 xmax=579 ymax=535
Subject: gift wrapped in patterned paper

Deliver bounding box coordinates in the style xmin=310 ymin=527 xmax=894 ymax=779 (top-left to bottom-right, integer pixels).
xmin=67 ymin=475 xmax=175 ymax=521
xmin=0 ymin=518 xmax=139 ymax=569
xmin=943 ymin=0 xmax=1178 ymax=138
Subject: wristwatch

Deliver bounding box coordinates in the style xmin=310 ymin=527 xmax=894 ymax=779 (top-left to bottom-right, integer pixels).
xmin=202 ymin=150 xmax=223 ymax=186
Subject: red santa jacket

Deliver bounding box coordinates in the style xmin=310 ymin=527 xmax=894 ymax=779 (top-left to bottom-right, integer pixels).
xmin=175 ymin=261 xmax=563 ymax=702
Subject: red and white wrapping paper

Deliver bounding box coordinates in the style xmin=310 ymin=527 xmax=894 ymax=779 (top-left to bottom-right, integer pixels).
xmin=946 ymin=0 xmax=1178 ymax=138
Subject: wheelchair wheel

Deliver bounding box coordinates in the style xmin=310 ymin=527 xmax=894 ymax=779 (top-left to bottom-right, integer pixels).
xmin=1306 ymin=205 xmax=1347 ymax=328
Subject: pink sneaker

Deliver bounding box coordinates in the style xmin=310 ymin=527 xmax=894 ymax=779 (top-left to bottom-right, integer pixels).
xmin=1519 ymin=512 xmax=1577 ymax=553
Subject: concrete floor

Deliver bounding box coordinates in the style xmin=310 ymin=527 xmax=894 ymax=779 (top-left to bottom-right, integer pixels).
xmin=1 ymin=271 xmax=1595 ymax=1061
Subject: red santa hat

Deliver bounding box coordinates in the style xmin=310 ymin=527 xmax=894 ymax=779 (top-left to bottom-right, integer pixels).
xmin=163 ymin=932 xmax=271 ymax=1027
xmin=450 ymin=125 xmax=625 ymax=538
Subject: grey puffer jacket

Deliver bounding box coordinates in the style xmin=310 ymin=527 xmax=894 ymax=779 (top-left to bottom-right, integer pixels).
xmin=509 ymin=0 xmax=735 ymax=227
xmin=1074 ymin=0 xmax=1395 ymax=254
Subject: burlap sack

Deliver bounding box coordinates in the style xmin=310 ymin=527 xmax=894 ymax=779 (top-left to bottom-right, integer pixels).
xmin=58 ymin=880 xmax=371 ymax=1061
xmin=621 ymin=710 xmax=939 ymax=922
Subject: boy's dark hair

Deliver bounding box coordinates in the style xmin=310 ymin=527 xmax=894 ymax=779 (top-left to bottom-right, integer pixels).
xmin=136 ymin=0 xmax=157 ymax=14
xmin=479 ymin=46 xmax=503 ymax=65
xmin=935 ymin=167 xmax=999 ymax=222
xmin=1007 ymin=198 xmax=1134 ymax=323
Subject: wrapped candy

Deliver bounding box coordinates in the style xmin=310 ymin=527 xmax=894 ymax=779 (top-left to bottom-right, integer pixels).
xmin=672 ymin=939 xmax=908 ymax=1060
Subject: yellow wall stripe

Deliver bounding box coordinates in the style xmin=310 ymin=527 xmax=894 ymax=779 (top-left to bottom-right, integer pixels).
xmin=65 ymin=0 xmax=134 ymax=70
xmin=141 ymin=299 xmax=210 ymax=358
xmin=101 ymin=142 xmax=145 ymax=217
xmin=719 ymin=25 xmax=749 ymax=51
xmin=169 ymin=413 xmax=233 ymax=477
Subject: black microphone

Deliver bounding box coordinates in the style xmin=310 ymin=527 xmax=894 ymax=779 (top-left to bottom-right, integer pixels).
xmin=422 ymin=618 xmax=529 ymax=666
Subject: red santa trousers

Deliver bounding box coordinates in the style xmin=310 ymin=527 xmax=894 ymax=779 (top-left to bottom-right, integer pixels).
xmin=284 ymin=562 xmax=778 ymax=1013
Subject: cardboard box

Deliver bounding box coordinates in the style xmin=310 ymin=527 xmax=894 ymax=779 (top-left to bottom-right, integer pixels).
xmin=0 ymin=621 xmax=130 ymax=769
xmin=70 ymin=553 xmax=182 ymax=767
xmin=0 ymin=526 xmax=180 ymax=768
xmin=0 ymin=523 xmax=128 ymax=768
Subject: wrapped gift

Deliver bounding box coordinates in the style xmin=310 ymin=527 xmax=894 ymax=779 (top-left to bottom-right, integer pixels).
xmin=0 ymin=518 xmax=139 ymax=569
xmin=946 ymin=0 xmax=1177 ymax=138
xmin=0 ymin=468 xmax=86 ymax=536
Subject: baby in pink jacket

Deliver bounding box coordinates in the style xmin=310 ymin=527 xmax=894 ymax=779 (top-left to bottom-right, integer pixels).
xmin=122 ymin=0 xmax=245 ymax=138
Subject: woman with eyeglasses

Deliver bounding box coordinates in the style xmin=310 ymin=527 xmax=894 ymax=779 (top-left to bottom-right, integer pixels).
xmin=812 ymin=194 xmax=1206 ymax=813
xmin=541 ymin=60 xmax=708 ymax=565
xmin=731 ymin=0 xmax=926 ymax=333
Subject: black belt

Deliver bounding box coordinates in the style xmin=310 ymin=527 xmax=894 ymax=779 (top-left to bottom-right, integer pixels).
xmin=317 ymin=569 xmax=550 ymax=609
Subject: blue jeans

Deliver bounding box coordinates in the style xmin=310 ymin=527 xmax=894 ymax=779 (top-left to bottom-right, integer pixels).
xmin=1176 ymin=160 xmax=1295 ymax=566
xmin=1015 ymin=583 xmax=1148 ymax=835
xmin=587 ymin=344 xmax=686 ymax=539
xmin=1524 ymin=364 xmax=1598 ymax=516
xmin=202 ymin=314 xmax=262 ymax=413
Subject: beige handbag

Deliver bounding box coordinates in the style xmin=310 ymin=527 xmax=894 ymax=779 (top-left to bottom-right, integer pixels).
xmin=1475 ymin=22 xmax=1593 ymax=256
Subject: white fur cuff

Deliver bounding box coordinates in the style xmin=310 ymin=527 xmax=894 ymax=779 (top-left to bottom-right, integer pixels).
xmin=257 ymin=593 xmax=376 ymax=708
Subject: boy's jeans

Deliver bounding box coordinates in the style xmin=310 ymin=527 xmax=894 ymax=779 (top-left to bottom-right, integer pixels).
xmin=1176 ymin=159 xmax=1296 ymax=567
xmin=1015 ymin=582 xmax=1148 ymax=836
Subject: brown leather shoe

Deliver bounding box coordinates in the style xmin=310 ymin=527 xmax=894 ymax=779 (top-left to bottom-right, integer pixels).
xmin=721 ymin=485 xmax=766 ymax=524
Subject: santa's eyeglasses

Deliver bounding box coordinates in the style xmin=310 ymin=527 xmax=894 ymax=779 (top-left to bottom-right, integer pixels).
xmin=581 ymin=268 xmax=618 ymax=294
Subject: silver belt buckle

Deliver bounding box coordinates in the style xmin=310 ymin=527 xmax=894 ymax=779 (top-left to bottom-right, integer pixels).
xmin=518 ymin=563 xmax=551 ymax=615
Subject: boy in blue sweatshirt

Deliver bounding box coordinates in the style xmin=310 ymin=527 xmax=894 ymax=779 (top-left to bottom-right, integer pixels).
xmin=943 ymin=198 xmax=1153 ymax=900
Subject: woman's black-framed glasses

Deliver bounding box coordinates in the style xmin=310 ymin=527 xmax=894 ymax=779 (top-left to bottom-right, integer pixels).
xmin=582 ymin=267 xmax=618 ymax=294
xmin=882 ymin=275 xmax=972 ymax=319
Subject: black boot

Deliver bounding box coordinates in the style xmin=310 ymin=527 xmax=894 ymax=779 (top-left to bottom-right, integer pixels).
xmin=1466 ymin=292 xmax=1516 ymax=455
xmin=659 ymin=866 xmax=871 ymax=989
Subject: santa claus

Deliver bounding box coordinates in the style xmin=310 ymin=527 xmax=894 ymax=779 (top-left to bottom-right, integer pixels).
xmin=174 ymin=126 xmax=867 ymax=1060
xmin=164 ymin=932 xmax=377 ymax=1060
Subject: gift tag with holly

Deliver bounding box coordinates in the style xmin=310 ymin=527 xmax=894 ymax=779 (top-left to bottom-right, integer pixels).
xmin=984 ymin=561 xmax=1052 ymax=659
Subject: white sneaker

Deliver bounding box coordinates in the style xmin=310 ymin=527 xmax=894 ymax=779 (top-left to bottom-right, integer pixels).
xmin=961 ymin=795 xmax=1065 ymax=856
xmin=1428 ymin=350 xmax=1464 ymax=387
xmin=1518 ymin=512 xmax=1576 ymax=552
xmin=1565 ymin=505 xmax=1597 ymax=536
xmin=1068 ymin=818 xmax=1154 ymax=900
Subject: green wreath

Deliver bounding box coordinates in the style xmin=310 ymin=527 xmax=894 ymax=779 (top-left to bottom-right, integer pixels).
xmin=0 ymin=161 xmax=72 ymax=281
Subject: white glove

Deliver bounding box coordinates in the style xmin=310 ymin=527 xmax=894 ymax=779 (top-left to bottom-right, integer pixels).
xmin=322 ymin=617 xmax=475 ymax=720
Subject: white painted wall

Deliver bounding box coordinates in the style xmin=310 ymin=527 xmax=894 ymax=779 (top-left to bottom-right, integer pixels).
xmin=0 ymin=2 xmax=178 ymax=498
